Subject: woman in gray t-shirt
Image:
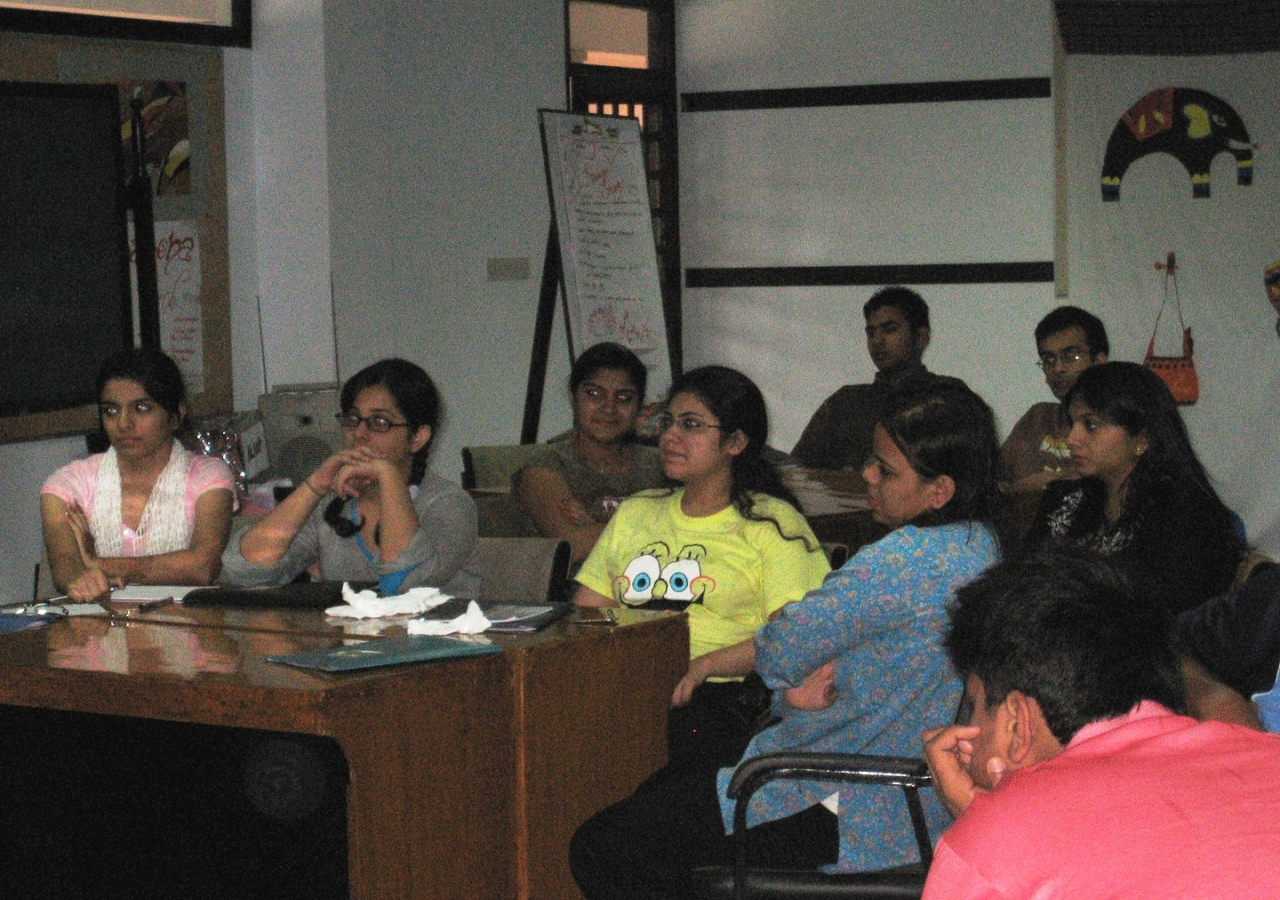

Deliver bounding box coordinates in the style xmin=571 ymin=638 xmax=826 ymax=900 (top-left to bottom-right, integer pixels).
xmin=513 ymin=343 xmax=665 ymax=564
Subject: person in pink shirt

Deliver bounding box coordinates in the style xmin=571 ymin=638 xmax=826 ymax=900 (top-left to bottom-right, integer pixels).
xmin=40 ymin=347 xmax=235 ymax=601
xmin=922 ymin=546 xmax=1280 ymax=900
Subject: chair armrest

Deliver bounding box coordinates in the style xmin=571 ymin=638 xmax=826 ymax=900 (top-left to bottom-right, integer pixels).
xmin=727 ymin=752 xmax=931 ymax=801
xmin=727 ymin=752 xmax=935 ymax=871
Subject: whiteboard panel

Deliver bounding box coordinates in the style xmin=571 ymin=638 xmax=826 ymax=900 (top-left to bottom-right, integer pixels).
xmin=680 ymin=98 xmax=1054 ymax=268
xmin=678 ymin=0 xmax=1052 ymax=91
xmin=539 ymin=110 xmax=672 ymax=396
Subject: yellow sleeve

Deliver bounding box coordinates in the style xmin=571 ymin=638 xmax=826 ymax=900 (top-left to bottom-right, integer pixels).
xmin=754 ymin=498 xmax=830 ymax=616
xmin=575 ymin=509 xmax=623 ymax=600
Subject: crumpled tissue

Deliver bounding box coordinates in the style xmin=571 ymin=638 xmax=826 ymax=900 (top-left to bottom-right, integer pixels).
xmin=325 ymin=583 xmax=453 ymax=619
xmin=406 ymin=600 xmax=492 ymax=635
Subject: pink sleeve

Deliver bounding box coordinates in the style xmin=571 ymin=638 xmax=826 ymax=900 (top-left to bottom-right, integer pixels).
xmin=921 ymin=839 xmax=1009 ymax=900
xmin=185 ymin=455 xmax=238 ymax=512
xmin=40 ymin=456 xmax=103 ymax=513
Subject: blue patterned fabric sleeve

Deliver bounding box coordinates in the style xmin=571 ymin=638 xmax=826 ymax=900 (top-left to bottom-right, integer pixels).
xmin=755 ymin=527 xmax=935 ymax=691
xmin=719 ymin=522 xmax=1000 ymax=872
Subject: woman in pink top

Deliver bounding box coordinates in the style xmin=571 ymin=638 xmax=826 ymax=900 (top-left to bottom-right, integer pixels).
xmin=40 ymin=348 xmax=235 ymax=601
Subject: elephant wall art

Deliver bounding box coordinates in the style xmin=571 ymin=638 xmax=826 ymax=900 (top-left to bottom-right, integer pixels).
xmin=1101 ymin=87 xmax=1255 ymax=201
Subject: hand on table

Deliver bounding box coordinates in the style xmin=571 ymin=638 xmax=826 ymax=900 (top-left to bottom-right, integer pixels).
xmin=66 ymin=566 xmax=120 ymax=603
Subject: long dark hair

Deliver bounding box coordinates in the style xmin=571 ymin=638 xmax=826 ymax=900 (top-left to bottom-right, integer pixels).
xmin=1066 ymin=362 xmax=1237 ymax=539
xmin=667 ymin=366 xmax=816 ymax=551
xmin=324 ymin=358 xmax=442 ymax=538
xmin=96 ymin=346 xmax=188 ymax=432
xmin=878 ymin=380 xmax=1001 ymax=530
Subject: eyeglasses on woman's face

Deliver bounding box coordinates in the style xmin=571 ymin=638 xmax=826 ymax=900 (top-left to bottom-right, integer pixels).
xmin=335 ymin=413 xmax=411 ymax=434
xmin=654 ymin=414 xmax=725 ymax=436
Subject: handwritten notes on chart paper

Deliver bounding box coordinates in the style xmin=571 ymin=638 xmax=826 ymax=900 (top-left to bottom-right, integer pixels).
xmin=540 ymin=111 xmax=671 ymax=394
xmin=129 ymin=220 xmax=204 ymax=394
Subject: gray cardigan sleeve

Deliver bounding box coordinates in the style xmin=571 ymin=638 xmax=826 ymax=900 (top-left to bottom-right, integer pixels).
xmin=220 ymin=473 xmax=480 ymax=598
xmin=219 ymin=502 xmax=326 ymax=588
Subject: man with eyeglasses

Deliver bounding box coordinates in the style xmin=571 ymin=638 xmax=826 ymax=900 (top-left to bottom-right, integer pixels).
xmin=791 ymin=286 xmax=965 ymax=471
xmin=999 ymin=306 xmax=1109 ymax=497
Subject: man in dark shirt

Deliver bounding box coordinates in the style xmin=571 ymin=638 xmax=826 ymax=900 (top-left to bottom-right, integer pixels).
xmin=791 ymin=286 xmax=964 ymax=470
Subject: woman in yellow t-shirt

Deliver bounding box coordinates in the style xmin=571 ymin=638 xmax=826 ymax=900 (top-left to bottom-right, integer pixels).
xmin=575 ymin=365 xmax=829 ymax=765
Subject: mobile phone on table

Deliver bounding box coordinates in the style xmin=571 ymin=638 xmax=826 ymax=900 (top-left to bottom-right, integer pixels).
xmin=110 ymin=596 xmax=172 ymax=611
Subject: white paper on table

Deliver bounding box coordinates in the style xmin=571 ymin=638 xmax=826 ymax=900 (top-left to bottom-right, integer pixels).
xmin=325 ymin=583 xmax=454 ymax=619
xmin=406 ymin=600 xmax=492 ymax=635
xmin=112 ymin=585 xmax=200 ymax=602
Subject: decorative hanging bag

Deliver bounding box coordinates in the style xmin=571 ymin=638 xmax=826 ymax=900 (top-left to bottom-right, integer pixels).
xmin=1144 ymin=252 xmax=1199 ymax=405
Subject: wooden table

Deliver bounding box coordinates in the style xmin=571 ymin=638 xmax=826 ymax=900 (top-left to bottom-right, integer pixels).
xmin=0 ymin=607 xmax=688 ymax=900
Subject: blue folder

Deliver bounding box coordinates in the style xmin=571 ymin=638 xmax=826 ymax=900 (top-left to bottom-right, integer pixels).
xmin=266 ymin=633 xmax=502 ymax=672
xmin=0 ymin=613 xmax=58 ymax=634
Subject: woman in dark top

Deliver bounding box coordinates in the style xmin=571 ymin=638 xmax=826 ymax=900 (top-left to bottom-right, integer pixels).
xmin=1026 ymin=362 xmax=1242 ymax=614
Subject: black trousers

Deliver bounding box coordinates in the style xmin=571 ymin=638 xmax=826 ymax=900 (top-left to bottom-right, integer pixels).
xmin=666 ymin=674 xmax=774 ymax=768
xmin=570 ymin=750 xmax=838 ymax=900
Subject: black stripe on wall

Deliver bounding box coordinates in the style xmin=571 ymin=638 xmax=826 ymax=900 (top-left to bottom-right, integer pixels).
xmin=682 ymin=77 xmax=1051 ymax=113
xmin=1057 ymin=0 xmax=1280 ymax=55
xmin=685 ymin=262 xmax=1054 ymax=289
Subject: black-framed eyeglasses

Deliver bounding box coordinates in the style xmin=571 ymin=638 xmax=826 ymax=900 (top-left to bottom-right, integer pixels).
xmin=1036 ymin=347 xmax=1089 ymax=371
xmin=335 ymin=413 xmax=412 ymax=434
xmin=655 ymin=414 xmax=725 ymax=435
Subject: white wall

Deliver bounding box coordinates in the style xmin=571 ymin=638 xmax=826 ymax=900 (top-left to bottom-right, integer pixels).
xmin=0 ymin=436 xmax=86 ymax=604
xmin=679 ymin=0 xmax=1050 ymax=88
xmin=322 ymin=0 xmax=572 ymax=475
xmin=241 ymin=0 xmax=336 ymax=392
xmin=223 ymin=0 xmax=337 ymax=398
xmin=677 ymin=0 xmax=1057 ymax=447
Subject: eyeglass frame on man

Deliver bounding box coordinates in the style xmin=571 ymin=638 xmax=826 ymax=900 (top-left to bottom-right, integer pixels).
xmin=1035 ymin=346 xmax=1092 ymax=371
xmin=335 ymin=413 xmax=412 ymax=433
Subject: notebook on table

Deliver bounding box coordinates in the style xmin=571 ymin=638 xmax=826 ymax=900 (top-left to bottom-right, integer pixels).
xmin=414 ymin=598 xmax=574 ymax=633
xmin=267 ymin=633 xmax=502 ymax=672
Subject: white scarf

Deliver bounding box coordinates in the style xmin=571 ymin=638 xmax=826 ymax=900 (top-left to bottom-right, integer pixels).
xmin=90 ymin=439 xmax=193 ymax=557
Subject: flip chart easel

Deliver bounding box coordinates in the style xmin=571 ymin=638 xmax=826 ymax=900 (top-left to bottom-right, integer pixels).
xmin=523 ymin=110 xmax=672 ymax=443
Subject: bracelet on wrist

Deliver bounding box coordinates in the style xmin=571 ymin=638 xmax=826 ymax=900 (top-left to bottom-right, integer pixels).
xmin=302 ymin=479 xmax=325 ymax=498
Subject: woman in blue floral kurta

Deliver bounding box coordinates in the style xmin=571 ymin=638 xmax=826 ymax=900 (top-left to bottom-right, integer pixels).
xmin=570 ymin=381 xmax=1003 ymax=899
xmin=728 ymin=521 xmax=998 ymax=870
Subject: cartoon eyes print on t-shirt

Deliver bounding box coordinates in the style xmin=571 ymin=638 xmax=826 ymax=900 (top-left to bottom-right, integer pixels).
xmin=613 ymin=542 xmax=716 ymax=610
